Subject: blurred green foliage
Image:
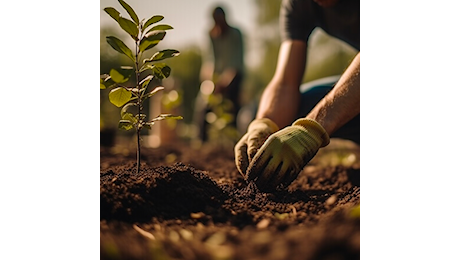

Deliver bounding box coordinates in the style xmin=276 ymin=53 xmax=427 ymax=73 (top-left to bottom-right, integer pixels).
xmin=101 ymin=0 xmax=358 ymax=143
xmin=164 ymin=46 xmax=202 ymax=124
xmin=350 ymin=204 xmax=360 ymax=218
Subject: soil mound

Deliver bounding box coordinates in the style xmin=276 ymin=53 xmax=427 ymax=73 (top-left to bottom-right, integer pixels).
xmin=100 ymin=141 xmax=360 ymax=260
xmin=100 ymin=163 xmax=227 ymax=222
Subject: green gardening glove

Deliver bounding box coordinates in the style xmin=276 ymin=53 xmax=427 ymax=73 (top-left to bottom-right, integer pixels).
xmin=246 ymin=118 xmax=330 ymax=192
xmin=234 ymin=118 xmax=279 ymax=177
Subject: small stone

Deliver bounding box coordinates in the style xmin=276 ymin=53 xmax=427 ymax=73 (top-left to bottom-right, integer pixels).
xmin=326 ymin=195 xmax=338 ymax=205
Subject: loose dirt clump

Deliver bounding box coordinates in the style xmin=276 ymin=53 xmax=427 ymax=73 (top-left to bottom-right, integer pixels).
xmin=100 ymin=163 xmax=227 ymax=222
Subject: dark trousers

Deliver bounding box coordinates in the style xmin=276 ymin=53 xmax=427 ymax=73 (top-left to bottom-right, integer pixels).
xmin=297 ymin=75 xmax=360 ymax=144
xmin=194 ymin=72 xmax=243 ymax=142
xmin=237 ymin=75 xmax=360 ymax=144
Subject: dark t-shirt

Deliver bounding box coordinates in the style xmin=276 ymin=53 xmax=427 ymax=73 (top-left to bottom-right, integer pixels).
xmin=280 ymin=0 xmax=360 ymax=50
xmin=210 ymin=27 xmax=244 ymax=74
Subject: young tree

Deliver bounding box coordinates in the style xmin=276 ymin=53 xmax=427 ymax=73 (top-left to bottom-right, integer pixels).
xmin=100 ymin=0 xmax=182 ymax=173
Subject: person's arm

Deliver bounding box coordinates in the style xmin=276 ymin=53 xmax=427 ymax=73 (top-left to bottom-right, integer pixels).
xmin=306 ymin=52 xmax=360 ymax=135
xmin=214 ymin=68 xmax=237 ymax=93
xmin=256 ymin=40 xmax=307 ymax=128
xmin=245 ymin=52 xmax=360 ymax=192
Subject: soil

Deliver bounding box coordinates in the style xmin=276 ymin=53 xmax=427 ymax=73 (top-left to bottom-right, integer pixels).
xmin=100 ymin=140 xmax=360 ymax=260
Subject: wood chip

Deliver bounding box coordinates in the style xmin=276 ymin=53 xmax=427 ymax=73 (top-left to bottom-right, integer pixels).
xmin=326 ymin=195 xmax=338 ymax=205
xmin=256 ymin=219 xmax=270 ymax=229
xmin=291 ymin=206 xmax=297 ymax=216
xmin=133 ymin=224 xmax=155 ymax=240
xmin=190 ymin=212 xmax=206 ymax=219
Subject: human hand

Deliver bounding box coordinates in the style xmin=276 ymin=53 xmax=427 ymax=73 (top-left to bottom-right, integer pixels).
xmin=246 ymin=118 xmax=330 ymax=192
xmin=234 ymin=118 xmax=279 ymax=177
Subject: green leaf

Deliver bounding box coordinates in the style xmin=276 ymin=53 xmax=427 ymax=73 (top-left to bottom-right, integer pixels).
xmin=104 ymin=7 xmax=120 ymax=22
xmin=105 ymin=6 xmax=137 ymax=39
xmin=127 ymin=87 xmax=145 ymax=93
xmin=143 ymin=15 xmax=164 ymax=30
xmin=139 ymin=31 xmax=165 ymax=52
xmin=147 ymin=86 xmax=164 ymax=97
xmin=100 ymin=74 xmax=109 ymax=89
xmin=140 ymin=75 xmax=153 ymax=88
xmin=109 ymin=87 xmax=132 ymax=107
xmin=118 ymin=120 xmax=134 ymax=131
xmin=151 ymin=63 xmax=171 ymax=79
xmin=146 ymin=24 xmax=174 ymax=34
xmin=150 ymin=114 xmax=183 ymax=123
xmin=118 ymin=0 xmax=139 ymax=25
xmin=122 ymin=113 xmax=136 ymax=123
xmin=144 ymin=49 xmax=180 ymax=63
xmin=100 ymin=74 xmax=116 ymax=89
xmin=101 ymin=81 xmax=116 ymax=89
xmin=106 ymin=36 xmax=134 ymax=61
xmin=139 ymin=64 xmax=150 ymax=73
xmin=109 ymin=67 xmax=133 ymax=83
xmin=118 ymin=17 xmax=138 ymax=39
xmin=121 ymin=102 xmax=137 ymax=118
xmin=101 ymin=74 xmax=110 ymax=81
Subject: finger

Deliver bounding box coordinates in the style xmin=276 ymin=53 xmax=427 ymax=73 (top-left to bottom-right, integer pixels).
xmin=234 ymin=137 xmax=249 ymax=177
xmin=247 ymin=130 xmax=271 ymax=161
xmin=267 ymin=160 xmax=290 ymax=191
xmin=280 ymin=167 xmax=300 ymax=188
xmin=302 ymin=151 xmax=318 ymax=166
xmin=246 ymin=147 xmax=271 ymax=182
xmin=257 ymin=161 xmax=285 ymax=192
xmin=247 ymin=135 xmax=279 ymax=181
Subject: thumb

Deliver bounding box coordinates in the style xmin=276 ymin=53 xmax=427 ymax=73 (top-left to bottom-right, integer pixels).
xmin=246 ymin=118 xmax=279 ymax=161
xmin=247 ymin=130 xmax=271 ymax=161
xmin=234 ymin=135 xmax=249 ymax=176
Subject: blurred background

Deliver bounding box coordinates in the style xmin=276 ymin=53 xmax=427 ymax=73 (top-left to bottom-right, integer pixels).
xmin=100 ymin=0 xmax=358 ymax=151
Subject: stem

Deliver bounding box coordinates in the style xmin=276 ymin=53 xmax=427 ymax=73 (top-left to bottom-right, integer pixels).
xmin=135 ymin=35 xmax=141 ymax=174
xmin=137 ymin=126 xmax=140 ymax=173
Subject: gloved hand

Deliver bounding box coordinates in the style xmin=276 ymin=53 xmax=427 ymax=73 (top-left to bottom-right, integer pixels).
xmin=246 ymin=118 xmax=330 ymax=192
xmin=234 ymin=118 xmax=279 ymax=177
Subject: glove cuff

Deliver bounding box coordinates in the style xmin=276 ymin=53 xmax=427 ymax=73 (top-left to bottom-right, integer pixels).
xmin=248 ymin=118 xmax=279 ymax=132
xmin=292 ymin=118 xmax=330 ymax=147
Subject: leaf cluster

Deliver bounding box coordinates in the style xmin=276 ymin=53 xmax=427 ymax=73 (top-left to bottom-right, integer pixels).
xmin=100 ymin=0 xmax=182 ymax=132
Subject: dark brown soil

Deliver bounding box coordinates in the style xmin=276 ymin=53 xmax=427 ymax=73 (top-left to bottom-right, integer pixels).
xmin=100 ymin=140 xmax=360 ymax=260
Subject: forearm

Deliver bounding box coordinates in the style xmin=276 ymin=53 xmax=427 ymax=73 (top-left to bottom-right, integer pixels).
xmin=216 ymin=68 xmax=237 ymax=87
xmin=256 ymin=40 xmax=307 ymax=128
xmin=307 ymin=52 xmax=360 ymax=135
xmin=256 ymin=79 xmax=300 ymax=128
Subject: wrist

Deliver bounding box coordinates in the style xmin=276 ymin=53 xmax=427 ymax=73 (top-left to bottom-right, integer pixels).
xmin=292 ymin=118 xmax=330 ymax=147
xmin=249 ymin=118 xmax=279 ymax=132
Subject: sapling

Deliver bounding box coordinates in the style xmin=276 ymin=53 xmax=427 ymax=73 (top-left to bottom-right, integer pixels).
xmin=100 ymin=0 xmax=182 ymax=173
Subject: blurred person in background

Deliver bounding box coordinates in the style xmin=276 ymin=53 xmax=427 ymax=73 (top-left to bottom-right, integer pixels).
xmin=235 ymin=0 xmax=359 ymax=191
xmin=194 ymin=6 xmax=245 ymax=142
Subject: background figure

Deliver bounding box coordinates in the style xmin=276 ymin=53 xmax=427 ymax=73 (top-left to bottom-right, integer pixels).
xmin=194 ymin=6 xmax=245 ymax=142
